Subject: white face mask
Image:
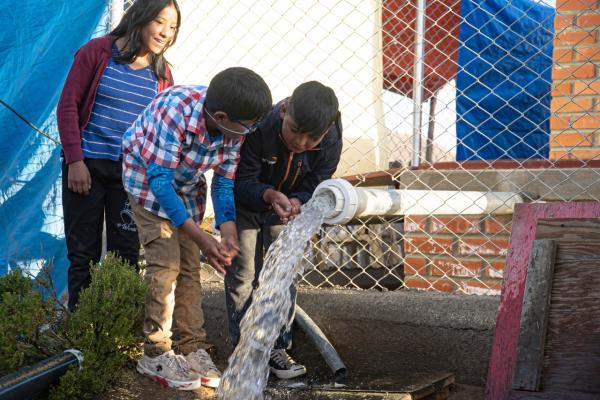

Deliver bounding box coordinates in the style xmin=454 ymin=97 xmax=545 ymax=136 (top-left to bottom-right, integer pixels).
xmin=204 ymin=109 xmax=257 ymax=136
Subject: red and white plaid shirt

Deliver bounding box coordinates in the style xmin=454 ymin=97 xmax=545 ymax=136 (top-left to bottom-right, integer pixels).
xmin=122 ymin=85 xmax=243 ymax=222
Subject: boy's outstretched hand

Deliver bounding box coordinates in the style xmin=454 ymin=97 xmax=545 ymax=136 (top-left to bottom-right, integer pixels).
xmin=263 ymin=189 xmax=302 ymax=223
xmin=181 ymin=219 xmax=230 ymax=274
xmin=196 ymin=232 xmax=229 ymax=274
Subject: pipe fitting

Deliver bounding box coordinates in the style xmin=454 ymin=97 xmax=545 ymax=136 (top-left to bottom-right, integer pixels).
xmin=314 ymin=179 xmax=525 ymax=224
xmin=313 ymin=178 xmax=359 ymax=225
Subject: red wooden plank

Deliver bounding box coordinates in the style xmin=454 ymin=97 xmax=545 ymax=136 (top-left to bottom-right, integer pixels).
xmin=485 ymin=202 xmax=600 ymax=400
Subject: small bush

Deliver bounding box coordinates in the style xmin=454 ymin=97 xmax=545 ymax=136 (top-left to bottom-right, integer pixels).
xmin=0 ymin=253 xmax=146 ymax=399
xmin=51 ymin=253 xmax=146 ymax=399
xmin=0 ymin=270 xmax=56 ymax=375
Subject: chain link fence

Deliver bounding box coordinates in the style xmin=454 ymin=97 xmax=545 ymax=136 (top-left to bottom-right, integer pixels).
xmin=5 ymin=0 xmax=597 ymax=296
xmin=109 ymin=0 xmax=600 ymax=295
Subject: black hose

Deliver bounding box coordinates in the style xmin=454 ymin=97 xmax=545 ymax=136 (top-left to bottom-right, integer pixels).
xmin=0 ymin=350 xmax=83 ymax=400
xmin=295 ymin=305 xmax=348 ymax=384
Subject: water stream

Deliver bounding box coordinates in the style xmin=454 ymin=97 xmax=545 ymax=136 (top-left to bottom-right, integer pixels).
xmin=217 ymin=195 xmax=333 ymax=400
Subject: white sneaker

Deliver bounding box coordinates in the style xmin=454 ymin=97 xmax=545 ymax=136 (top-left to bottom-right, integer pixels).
xmin=137 ymin=350 xmax=201 ymax=390
xmin=269 ymin=349 xmax=307 ymax=379
xmin=184 ymin=349 xmax=222 ymax=388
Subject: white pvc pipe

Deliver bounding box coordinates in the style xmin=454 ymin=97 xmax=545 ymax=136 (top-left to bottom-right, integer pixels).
xmin=313 ymin=179 xmax=524 ymax=225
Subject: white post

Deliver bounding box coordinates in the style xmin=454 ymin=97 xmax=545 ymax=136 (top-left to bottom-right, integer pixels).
xmin=411 ymin=0 xmax=427 ymax=168
xmin=109 ymin=0 xmax=125 ymax=30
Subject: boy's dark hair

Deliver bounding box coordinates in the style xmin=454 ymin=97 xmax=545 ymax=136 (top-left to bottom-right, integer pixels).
xmin=288 ymin=81 xmax=339 ymax=138
xmin=110 ymin=0 xmax=181 ymax=80
xmin=205 ymin=67 xmax=272 ymax=122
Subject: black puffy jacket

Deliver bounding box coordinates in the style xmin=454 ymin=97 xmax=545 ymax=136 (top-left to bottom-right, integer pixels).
xmin=234 ymin=100 xmax=343 ymax=213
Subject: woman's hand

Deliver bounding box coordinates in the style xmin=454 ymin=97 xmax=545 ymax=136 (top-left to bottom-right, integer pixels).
xmin=68 ymin=160 xmax=92 ymax=195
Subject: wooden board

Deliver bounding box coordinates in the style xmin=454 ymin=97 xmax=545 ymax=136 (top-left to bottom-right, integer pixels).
xmin=486 ymin=202 xmax=600 ymax=400
xmin=512 ymin=239 xmax=556 ymax=391
xmin=535 ymin=219 xmax=600 ymax=393
xmin=508 ymin=390 xmax=600 ymax=400
xmin=509 ymin=218 xmax=600 ymax=399
xmin=277 ymin=372 xmax=455 ymax=400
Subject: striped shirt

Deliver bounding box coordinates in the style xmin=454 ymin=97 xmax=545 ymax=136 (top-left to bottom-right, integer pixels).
xmin=82 ymin=44 xmax=158 ymax=160
xmin=122 ymin=85 xmax=244 ymax=222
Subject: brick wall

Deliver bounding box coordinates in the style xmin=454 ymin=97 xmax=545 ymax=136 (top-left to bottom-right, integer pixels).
xmin=550 ymin=0 xmax=600 ymax=160
xmin=403 ymin=215 xmax=511 ymax=295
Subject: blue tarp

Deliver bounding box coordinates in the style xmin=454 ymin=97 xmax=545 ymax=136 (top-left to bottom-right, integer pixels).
xmin=456 ymin=0 xmax=554 ymax=161
xmin=0 ymin=1 xmax=106 ymax=298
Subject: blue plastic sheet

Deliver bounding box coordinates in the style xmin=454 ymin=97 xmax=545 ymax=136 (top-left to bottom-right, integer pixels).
xmin=456 ymin=0 xmax=554 ymax=161
xmin=0 ymin=1 xmax=106 ymax=298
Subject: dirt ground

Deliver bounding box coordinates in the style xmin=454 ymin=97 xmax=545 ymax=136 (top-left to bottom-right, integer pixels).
xmin=101 ymin=367 xmax=485 ymax=400
xmin=99 ymin=286 xmax=494 ymax=400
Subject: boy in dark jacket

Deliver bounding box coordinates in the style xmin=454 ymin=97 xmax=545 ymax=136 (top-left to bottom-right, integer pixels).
xmin=225 ymin=81 xmax=342 ymax=379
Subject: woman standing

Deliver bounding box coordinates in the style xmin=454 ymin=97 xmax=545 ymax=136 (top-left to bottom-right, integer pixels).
xmin=57 ymin=0 xmax=180 ymax=311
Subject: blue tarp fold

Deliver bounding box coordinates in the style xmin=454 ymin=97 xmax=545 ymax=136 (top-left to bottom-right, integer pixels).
xmin=456 ymin=0 xmax=554 ymax=161
xmin=0 ymin=1 xmax=106 ymax=298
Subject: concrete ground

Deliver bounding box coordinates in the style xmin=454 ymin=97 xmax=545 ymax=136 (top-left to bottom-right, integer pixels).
xmin=103 ymin=284 xmax=498 ymax=399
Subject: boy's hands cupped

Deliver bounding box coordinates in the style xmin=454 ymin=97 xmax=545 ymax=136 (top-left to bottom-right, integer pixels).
xmin=288 ymin=198 xmax=302 ymax=220
xmin=218 ymin=221 xmax=240 ymax=265
xmin=197 ymin=232 xmax=229 ymax=275
xmin=264 ymin=189 xmax=302 ymax=223
xmin=220 ymin=235 xmax=240 ymax=261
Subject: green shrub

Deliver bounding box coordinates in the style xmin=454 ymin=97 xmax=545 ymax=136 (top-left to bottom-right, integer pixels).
xmin=51 ymin=253 xmax=147 ymax=400
xmin=0 ymin=253 xmax=146 ymax=399
xmin=0 ymin=270 xmax=56 ymax=375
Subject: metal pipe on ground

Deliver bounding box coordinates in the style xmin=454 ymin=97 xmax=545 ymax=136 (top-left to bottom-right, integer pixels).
xmin=0 ymin=349 xmax=83 ymax=400
xmin=314 ymin=178 xmax=526 ymax=225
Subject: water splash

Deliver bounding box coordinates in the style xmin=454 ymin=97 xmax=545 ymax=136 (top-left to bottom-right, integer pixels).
xmin=218 ymin=195 xmax=333 ymax=400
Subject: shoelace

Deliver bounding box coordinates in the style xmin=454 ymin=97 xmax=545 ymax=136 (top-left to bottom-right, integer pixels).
xmin=191 ymin=350 xmax=220 ymax=373
xmin=271 ymin=350 xmax=294 ymax=368
xmin=165 ymin=353 xmax=191 ymax=374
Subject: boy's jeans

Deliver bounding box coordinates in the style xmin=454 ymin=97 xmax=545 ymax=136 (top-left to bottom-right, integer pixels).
xmin=224 ymin=207 xmax=297 ymax=350
xmin=129 ymin=196 xmax=210 ymax=357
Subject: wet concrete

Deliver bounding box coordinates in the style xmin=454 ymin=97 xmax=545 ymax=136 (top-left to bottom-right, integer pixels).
xmin=102 ymin=367 xmax=484 ymax=399
xmin=201 ymin=284 xmax=500 ymax=388
xmin=102 ymin=284 xmax=495 ymax=399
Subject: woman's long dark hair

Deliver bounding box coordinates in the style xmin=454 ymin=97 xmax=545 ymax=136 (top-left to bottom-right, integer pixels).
xmin=110 ymin=0 xmax=181 ymax=80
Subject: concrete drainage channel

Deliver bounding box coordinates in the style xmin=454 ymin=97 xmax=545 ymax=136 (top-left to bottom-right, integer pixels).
xmin=202 ymin=284 xmax=499 ymax=400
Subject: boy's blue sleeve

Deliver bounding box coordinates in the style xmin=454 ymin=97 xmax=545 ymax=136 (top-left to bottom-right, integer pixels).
xmin=211 ymin=173 xmax=236 ymax=228
xmin=147 ymin=163 xmax=189 ymax=227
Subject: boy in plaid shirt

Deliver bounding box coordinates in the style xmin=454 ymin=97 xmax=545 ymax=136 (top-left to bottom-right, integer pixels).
xmin=122 ymin=67 xmax=271 ymax=390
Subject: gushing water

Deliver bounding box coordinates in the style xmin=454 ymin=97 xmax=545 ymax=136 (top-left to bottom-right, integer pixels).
xmin=217 ymin=195 xmax=333 ymax=400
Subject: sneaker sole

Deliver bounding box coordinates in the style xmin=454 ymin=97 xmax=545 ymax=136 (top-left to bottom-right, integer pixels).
xmin=201 ymin=376 xmax=221 ymax=388
xmin=136 ymin=363 xmax=202 ymax=391
xmin=269 ymin=366 xmax=307 ymax=380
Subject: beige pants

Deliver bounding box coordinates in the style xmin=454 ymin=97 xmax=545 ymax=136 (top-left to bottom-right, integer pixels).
xmin=129 ymin=196 xmax=209 ymax=357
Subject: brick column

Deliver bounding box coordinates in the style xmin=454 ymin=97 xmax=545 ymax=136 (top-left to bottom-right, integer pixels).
xmin=403 ymin=215 xmax=511 ymax=294
xmin=550 ymin=0 xmax=600 ymax=160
